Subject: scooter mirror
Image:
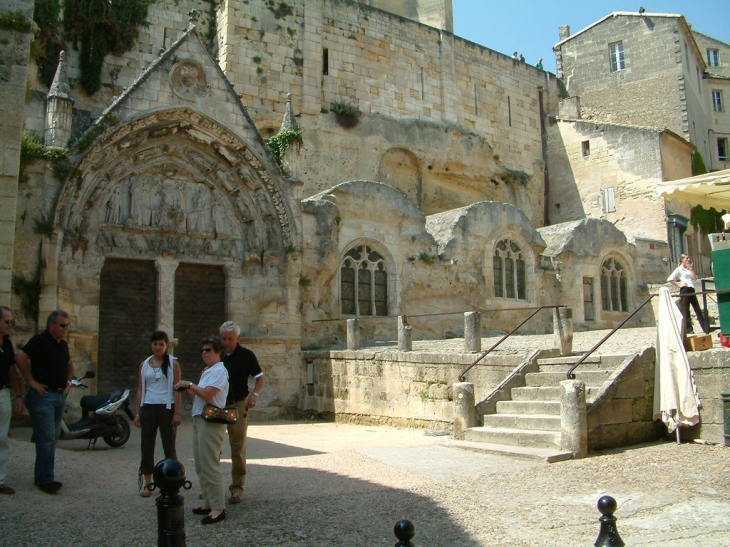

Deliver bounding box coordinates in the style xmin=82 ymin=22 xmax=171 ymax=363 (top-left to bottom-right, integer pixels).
xmin=82 ymin=370 xmax=96 ymax=379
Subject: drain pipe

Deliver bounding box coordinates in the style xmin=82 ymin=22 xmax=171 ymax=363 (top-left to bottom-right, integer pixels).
xmin=538 ymin=85 xmax=550 ymax=226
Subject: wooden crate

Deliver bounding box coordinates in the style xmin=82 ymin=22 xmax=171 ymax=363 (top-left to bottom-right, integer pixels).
xmin=683 ymin=334 xmax=713 ymax=352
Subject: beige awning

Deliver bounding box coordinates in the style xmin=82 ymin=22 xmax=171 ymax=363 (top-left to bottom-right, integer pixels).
xmin=657 ymin=169 xmax=730 ymax=210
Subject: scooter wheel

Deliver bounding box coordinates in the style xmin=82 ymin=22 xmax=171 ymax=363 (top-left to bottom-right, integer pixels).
xmin=103 ymin=417 xmax=131 ymax=448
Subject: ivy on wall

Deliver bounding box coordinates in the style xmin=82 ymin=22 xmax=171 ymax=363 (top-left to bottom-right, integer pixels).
xmin=30 ymin=0 xmax=64 ymax=87
xmin=691 ymin=150 xmax=707 ymax=176
xmin=19 ymin=130 xmax=70 ymax=182
xmin=31 ymin=0 xmax=157 ymax=95
xmin=265 ymin=128 xmax=302 ymax=168
xmin=690 ymin=205 xmax=727 ymax=235
xmin=64 ymin=0 xmax=157 ymax=95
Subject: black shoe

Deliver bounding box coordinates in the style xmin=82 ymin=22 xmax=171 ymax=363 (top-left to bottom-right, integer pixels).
xmin=37 ymin=482 xmax=61 ymax=494
xmin=0 ymin=484 xmax=15 ymax=495
xmin=192 ymin=506 xmax=211 ymax=515
xmin=201 ymin=510 xmax=226 ymax=525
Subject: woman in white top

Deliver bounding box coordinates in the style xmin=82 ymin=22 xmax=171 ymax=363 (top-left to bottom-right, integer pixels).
xmin=667 ymin=254 xmax=707 ymax=334
xmin=133 ymin=331 xmax=181 ymax=497
xmin=175 ymin=336 xmax=229 ymax=525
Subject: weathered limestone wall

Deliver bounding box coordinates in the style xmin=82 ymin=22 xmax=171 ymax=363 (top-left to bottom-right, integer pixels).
xmin=554 ymin=13 xmax=712 ymax=164
xmin=686 ymin=349 xmax=730 ymax=444
xmin=547 ymin=118 xmax=693 ymax=243
xmin=302 ymin=348 xmax=525 ymax=427
xmin=357 ymin=0 xmax=452 ymax=32
xmin=19 ymin=0 xmax=562 ymax=227
xmin=0 ymin=1 xmax=34 ymax=305
xmin=587 ymin=348 xmax=663 ymax=450
xmin=694 ymin=31 xmax=730 ymax=171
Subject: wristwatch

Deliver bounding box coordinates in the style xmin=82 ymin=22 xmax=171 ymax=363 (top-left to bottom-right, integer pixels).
xmin=252 ymin=392 xmax=259 ymax=397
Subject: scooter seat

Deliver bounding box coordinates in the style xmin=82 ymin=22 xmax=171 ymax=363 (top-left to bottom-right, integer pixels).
xmin=80 ymin=395 xmax=110 ymax=412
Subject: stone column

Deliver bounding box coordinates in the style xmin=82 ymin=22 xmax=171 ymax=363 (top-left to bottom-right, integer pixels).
xmin=0 ymin=2 xmax=33 ymax=306
xmin=464 ymin=311 xmax=481 ymax=353
xmin=155 ymin=259 xmax=179 ymax=337
xmin=453 ymin=382 xmax=476 ymax=440
xmin=553 ymin=307 xmax=573 ymax=356
xmin=560 ymin=379 xmax=587 ymax=458
xmin=398 ymin=315 xmax=412 ymax=351
xmin=347 ymin=319 xmax=360 ymax=350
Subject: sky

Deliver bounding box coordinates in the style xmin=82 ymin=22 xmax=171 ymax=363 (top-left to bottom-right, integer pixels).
xmin=452 ymin=1 xmax=730 ymax=73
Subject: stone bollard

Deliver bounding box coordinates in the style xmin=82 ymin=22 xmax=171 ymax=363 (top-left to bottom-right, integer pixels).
xmin=347 ymin=318 xmax=360 ymax=350
xmin=152 ymin=458 xmax=192 ymax=547
xmin=553 ymin=307 xmax=573 ymax=356
xmin=559 ymin=379 xmax=587 ymax=458
xmin=452 ymin=382 xmax=476 ymax=440
xmin=398 ymin=315 xmax=412 ymax=351
xmin=464 ymin=311 xmax=481 ymax=353
xmin=393 ymin=520 xmax=415 ymax=546
xmin=594 ymin=496 xmax=625 ymax=547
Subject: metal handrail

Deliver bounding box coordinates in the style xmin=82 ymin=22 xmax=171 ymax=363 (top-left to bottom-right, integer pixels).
xmin=566 ymin=295 xmax=655 ymax=380
xmin=458 ymin=305 xmax=566 ymax=382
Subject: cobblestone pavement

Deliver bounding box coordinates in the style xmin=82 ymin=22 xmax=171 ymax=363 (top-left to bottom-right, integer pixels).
xmin=1 ymin=328 xmax=728 ymax=546
xmin=2 ymin=420 xmax=729 ymax=546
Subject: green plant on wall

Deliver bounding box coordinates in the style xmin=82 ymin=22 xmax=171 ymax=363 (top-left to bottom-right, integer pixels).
xmin=30 ymin=0 xmax=64 ymax=87
xmin=0 ymin=10 xmax=32 ymax=32
xmin=265 ymin=128 xmax=303 ymax=167
xmin=690 ymin=205 xmax=727 ymax=234
xmin=63 ymin=0 xmax=157 ymax=95
xmin=691 ymin=150 xmax=708 ymax=176
xmin=12 ymin=272 xmax=40 ymax=324
xmin=330 ymin=101 xmax=362 ymax=128
xmin=265 ymin=1 xmax=293 ymax=19
xmin=19 ymin=130 xmax=70 ymax=183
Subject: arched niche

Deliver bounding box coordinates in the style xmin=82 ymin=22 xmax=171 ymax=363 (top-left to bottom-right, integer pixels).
xmin=54 ymin=106 xmax=295 ymax=274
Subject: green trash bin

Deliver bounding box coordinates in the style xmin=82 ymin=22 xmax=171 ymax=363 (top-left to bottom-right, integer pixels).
xmin=712 ymin=248 xmax=730 ymax=335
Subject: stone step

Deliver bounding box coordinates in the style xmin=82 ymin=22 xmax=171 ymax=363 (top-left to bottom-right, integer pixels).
xmin=511 ymin=386 xmax=600 ymax=403
xmin=524 ymin=370 xmax=613 ymax=387
xmin=496 ymin=400 xmax=561 ymax=415
xmin=536 ymin=354 xmax=629 ymax=369
xmin=463 ymin=426 xmax=561 ymax=449
xmin=483 ymin=413 xmax=561 ymax=430
xmin=436 ymin=439 xmax=574 ymax=463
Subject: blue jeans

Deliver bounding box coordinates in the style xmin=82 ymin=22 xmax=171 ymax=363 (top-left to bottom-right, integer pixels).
xmin=25 ymin=390 xmax=66 ymax=484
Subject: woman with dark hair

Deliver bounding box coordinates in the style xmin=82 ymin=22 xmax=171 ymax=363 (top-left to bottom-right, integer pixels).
xmin=134 ymin=331 xmax=181 ymax=497
xmin=668 ymin=254 xmax=708 ymax=335
xmin=175 ymin=336 xmax=229 ymax=524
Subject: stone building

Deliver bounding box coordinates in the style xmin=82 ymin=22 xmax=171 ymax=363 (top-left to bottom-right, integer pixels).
xmin=0 ymin=1 xmax=683 ymax=416
xmin=551 ymin=11 xmax=730 ymax=273
xmin=694 ymin=30 xmax=730 ymax=172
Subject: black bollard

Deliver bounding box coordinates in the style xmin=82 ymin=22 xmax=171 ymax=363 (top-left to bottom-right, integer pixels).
xmin=594 ymin=495 xmax=625 ymax=547
xmin=394 ymin=520 xmax=415 ymax=547
xmin=152 ymin=458 xmax=192 ymax=547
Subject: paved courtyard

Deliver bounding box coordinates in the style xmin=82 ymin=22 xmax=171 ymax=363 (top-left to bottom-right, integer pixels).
xmin=1 ymin=418 xmax=728 ymax=546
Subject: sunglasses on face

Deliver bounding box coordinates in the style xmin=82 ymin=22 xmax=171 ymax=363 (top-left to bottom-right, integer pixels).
xmin=200 ymin=347 xmax=214 ymax=353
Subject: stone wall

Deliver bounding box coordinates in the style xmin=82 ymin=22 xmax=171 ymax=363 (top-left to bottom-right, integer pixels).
xmin=40 ymin=0 xmax=562 ymax=223
xmin=302 ymin=348 xmax=526 ymax=427
xmin=587 ymin=348 xmax=664 ymax=450
xmin=554 ymin=13 xmax=712 ymax=166
xmin=686 ymin=348 xmax=730 ymax=444
xmin=0 ymin=1 xmax=34 ymax=305
xmin=547 ymin=117 xmax=694 ymax=244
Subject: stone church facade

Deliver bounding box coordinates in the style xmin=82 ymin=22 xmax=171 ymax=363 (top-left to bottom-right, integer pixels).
xmin=1 ymin=0 xmax=675 ymax=417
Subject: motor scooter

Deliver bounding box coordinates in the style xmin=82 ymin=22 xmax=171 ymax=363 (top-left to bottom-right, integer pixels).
xmin=58 ymin=371 xmax=134 ymax=448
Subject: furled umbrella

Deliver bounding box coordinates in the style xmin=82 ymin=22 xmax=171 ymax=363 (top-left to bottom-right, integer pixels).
xmin=653 ymin=287 xmax=701 ymax=443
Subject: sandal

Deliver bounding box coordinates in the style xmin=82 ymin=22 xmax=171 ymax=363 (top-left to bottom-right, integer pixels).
xmin=140 ymin=484 xmax=152 ymax=497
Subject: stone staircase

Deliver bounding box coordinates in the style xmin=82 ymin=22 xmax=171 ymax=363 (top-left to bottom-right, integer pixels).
xmin=457 ymin=354 xmax=631 ymax=462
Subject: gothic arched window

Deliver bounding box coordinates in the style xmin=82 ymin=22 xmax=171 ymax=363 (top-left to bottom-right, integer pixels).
xmin=600 ymin=258 xmax=628 ymax=312
xmin=493 ymin=239 xmax=526 ymax=301
xmin=340 ymin=245 xmax=388 ymax=316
